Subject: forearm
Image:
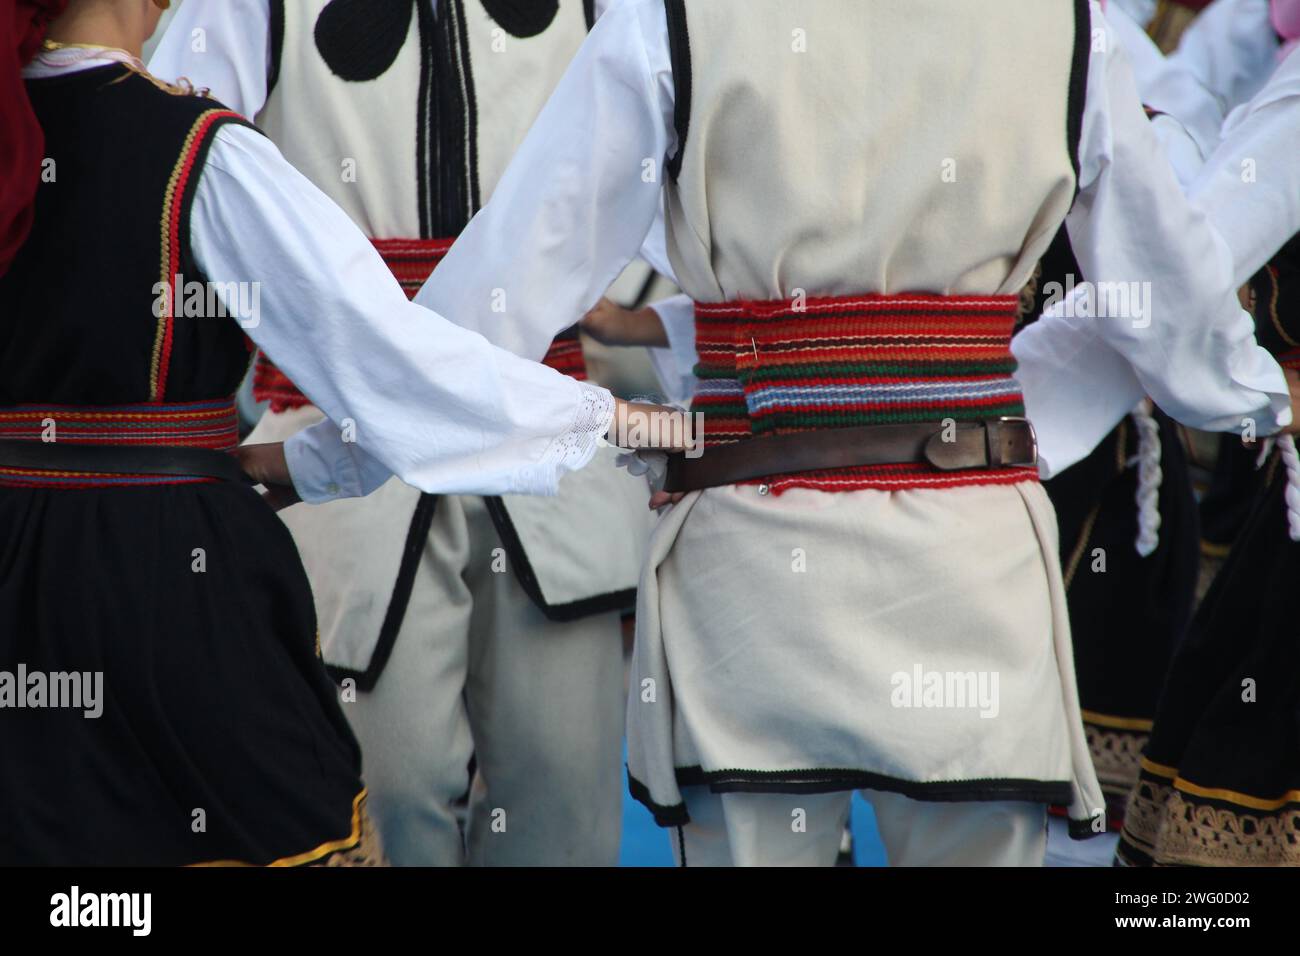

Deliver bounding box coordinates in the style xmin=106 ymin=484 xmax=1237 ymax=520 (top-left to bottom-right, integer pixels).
xmin=192 ymin=126 xmax=619 ymax=502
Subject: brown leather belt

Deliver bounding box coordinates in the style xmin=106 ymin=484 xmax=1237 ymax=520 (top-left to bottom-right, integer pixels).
xmin=664 ymin=417 xmax=1038 ymax=493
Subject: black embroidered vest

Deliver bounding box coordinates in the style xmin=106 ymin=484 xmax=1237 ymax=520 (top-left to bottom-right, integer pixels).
xmin=0 ymin=66 xmax=255 ymax=406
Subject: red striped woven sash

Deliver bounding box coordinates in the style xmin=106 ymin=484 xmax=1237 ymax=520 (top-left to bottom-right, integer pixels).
xmin=691 ymin=292 xmax=1036 ymax=494
xmin=0 ymin=399 xmax=239 ymax=489
xmin=254 ymin=237 xmax=587 ymax=413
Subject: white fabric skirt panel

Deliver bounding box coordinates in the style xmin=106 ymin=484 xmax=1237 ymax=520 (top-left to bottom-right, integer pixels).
xmin=245 ymin=406 xmax=651 ymax=676
xmin=246 ymin=405 xmax=418 ymax=675
xmin=627 ymin=479 xmax=1103 ymax=832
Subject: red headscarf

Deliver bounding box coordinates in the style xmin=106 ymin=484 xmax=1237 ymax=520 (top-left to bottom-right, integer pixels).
xmin=1 ymin=0 xmax=69 ymax=277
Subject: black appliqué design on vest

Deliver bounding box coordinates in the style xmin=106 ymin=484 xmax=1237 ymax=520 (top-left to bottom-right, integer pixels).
xmin=481 ymin=0 xmax=559 ymax=38
xmin=313 ymin=0 xmax=415 ymax=82
xmin=418 ymin=0 xmax=481 ymax=237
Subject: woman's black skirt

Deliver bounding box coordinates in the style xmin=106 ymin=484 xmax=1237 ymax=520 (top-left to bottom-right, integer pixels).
xmin=0 ymin=481 xmax=368 ymax=865
xmin=1046 ymin=409 xmax=1200 ymax=828
xmin=1118 ymin=454 xmax=1300 ymax=866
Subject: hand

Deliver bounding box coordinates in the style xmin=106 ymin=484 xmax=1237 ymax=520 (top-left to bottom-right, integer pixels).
xmin=581 ymin=297 xmax=669 ymax=347
xmin=234 ymin=442 xmax=302 ymax=511
xmin=649 ymin=489 xmax=686 ymax=510
xmin=608 ymin=399 xmax=698 ymax=454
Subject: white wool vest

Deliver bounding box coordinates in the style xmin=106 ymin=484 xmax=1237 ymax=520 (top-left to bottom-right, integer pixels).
xmin=662 ymin=0 xmax=1090 ymax=302
xmin=245 ymin=2 xmax=653 ymax=675
xmin=257 ymin=0 xmax=590 ymax=238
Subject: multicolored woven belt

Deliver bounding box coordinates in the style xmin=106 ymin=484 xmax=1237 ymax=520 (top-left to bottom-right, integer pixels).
xmin=0 ymin=399 xmax=240 ymax=489
xmin=253 ymin=236 xmax=587 ymax=413
xmin=690 ymin=292 xmax=1037 ymax=494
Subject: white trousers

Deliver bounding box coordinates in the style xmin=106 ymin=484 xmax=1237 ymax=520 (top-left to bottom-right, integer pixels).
xmin=672 ymin=788 xmax=1048 ymax=866
xmin=341 ymin=494 xmax=626 ymax=866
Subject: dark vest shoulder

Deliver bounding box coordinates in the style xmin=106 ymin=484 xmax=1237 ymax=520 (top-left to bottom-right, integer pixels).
xmin=0 ymin=66 xmax=258 ymax=406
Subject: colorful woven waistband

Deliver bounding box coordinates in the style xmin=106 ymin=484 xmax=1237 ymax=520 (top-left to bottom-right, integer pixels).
xmin=690 ymin=292 xmax=1035 ymax=494
xmin=371 ymin=237 xmax=455 ymax=298
xmin=254 ymin=237 xmax=586 ymax=413
xmin=0 ymin=399 xmax=239 ymax=489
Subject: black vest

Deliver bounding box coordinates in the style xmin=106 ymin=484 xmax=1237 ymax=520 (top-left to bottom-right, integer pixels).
xmin=0 ymin=66 xmax=255 ymax=406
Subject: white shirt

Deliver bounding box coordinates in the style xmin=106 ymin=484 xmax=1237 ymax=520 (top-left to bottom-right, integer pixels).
xmin=1107 ymin=0 xmax=1280 ymax=182
xmin=1187 ymin=47 xmax=1300 ymax=289
xmin=1169 ymin=0 xmax=1281 ymax=117
xmin=27 ymin=51 xmax=615 ymax=502
xmin=1106 ymin=1 xmax=1225 ymax=179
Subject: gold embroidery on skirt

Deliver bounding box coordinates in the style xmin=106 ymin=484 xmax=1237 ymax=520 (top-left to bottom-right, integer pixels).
xmin=1086 ymin=723 xmax=1149 ymax=796
xmin=1124 ymin=777 xmax=1300 ymax=866
xmin=1120 ymin=774 xmax=1170 ymax=861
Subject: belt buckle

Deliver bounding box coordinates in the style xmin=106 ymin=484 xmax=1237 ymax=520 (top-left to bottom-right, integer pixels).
xmin=990 ymin=416 xmax=1038 ymax=468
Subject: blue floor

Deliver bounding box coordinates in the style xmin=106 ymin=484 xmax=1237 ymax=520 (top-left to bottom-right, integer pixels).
xmin=617 ymin=746 xmax=889 ymax=866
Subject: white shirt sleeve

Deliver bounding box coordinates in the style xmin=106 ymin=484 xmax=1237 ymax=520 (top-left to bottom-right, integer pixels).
xmin=1105 ymin=1 xmax=1229 ymax=159
xmin=146 ymin=0 xmax=272 ymax=118
xmin=413 ymin=0 xmax=676 ymax=363
xmin=1147 ymin=113 xmax=1210 ymax=190
xmin=635 ymin=190 xmax=698 ymax=403
xmin=646 ymin=293 xmax=698 ymax=406
xmin=1012 ymin=3 xmax=1290 ymax=477
xmin=1187 ymin=50 xmax=1300 ymax=288
xmin=189 ymin=124 xmax=615 ymax=503
xmin=1168 ymin=0 xmax=1281 ymax=113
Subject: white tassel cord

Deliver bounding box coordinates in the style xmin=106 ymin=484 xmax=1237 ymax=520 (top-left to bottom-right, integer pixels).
xmin=1129 ymin=400 xmax=1162 ymax=557
xmin=1277 ymin=434 xmax=1300 ymax=543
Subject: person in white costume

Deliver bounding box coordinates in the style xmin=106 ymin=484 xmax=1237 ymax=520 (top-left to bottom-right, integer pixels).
xmin=151 ymin=0 xmax=686 ymax=866
xmin=389 ymin=0 xmax=1297 ymax=865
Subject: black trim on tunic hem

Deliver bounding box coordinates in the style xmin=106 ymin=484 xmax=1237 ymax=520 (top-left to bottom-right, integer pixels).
xmin=627 ymin=766 xmax=1077 ymax=830
xmin=324 ymin=493 xmax=440 ymax=692
xmin=483 ymin=496 xmax=637 ymax=622
xmin=627 ymin=771 xmax=690 ymax=827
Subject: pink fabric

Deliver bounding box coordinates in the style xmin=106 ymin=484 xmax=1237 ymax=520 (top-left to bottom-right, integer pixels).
xmin=1274 ymin=0 xmax=1300 ymax=38
xmin=1275 ymin=0 xmax=1300 ymax=60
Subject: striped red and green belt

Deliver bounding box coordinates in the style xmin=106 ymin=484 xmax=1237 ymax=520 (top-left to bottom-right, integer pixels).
xmin=690 ymin=292 xmax=1037 ymax=494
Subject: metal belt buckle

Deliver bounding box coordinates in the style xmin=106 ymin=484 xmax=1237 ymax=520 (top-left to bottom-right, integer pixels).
xmin=990 ymin=416 xmax=1038 ymax=468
